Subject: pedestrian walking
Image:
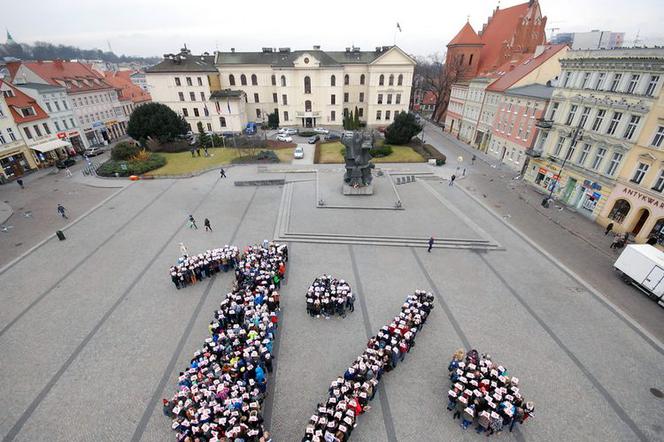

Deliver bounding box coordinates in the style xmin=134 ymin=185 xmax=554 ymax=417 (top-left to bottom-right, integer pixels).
xmin=190 ymin=147 xmax=195 ymax=157
xmin=471 ymin=154 xmax=476 ymax=165
xmin=428 ymin=236 xmax=434 ymax=252
xmin=65 ymin=167 xmax=73 ymax=178
xmin=449 ymin=174 xmax=456 ymax=187
xmin=203 ymin=146 xmax=209 ymax=157
xmin=16 ymin=178 xmax=24 ymax=189
xmin=57 ymin=204 xmax=68 ymax=219
xmin=604 ymin=222 xmax=614 ymax=236
xmin=204 ymin=218 xmax=212 ymax=232
xmin=188 ymin=214 xmax=198 ymax=230
xmin=220 ymin=167 xmax=227 ymax=178
xmin=196 ymin=147 xmax=201 ymax=157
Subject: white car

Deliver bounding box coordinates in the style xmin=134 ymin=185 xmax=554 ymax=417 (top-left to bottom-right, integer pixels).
xmin=314 ymin=127 xmax=329 ymax=134
xmin=293 ymin=146 xmax=304 ymax=159
xmin=277 ymin=127 xmax=288 ymax=134
xmin=277 ymin=134 xmax=293 ymax=142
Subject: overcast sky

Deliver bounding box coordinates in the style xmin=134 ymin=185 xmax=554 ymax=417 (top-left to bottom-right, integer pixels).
xmin=4 ymin=0 xmax=664 ymax=58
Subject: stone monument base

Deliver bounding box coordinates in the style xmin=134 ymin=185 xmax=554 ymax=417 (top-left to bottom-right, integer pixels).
xmin=342 ymin=183 xmax=374 ymax=195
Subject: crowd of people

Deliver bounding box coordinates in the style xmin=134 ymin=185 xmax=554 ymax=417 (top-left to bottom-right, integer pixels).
xmin=305 ymin=275 xmax=355 ymax=318
xmin=302 ymin=290 xmax=435 ymax=442
xmin=169 ymin=245 xmax=240 ymax=289
xmin=163 ymin=241 xmax=288 ymax=441
xmin=446 ymin=349 xmax=534 ymax=436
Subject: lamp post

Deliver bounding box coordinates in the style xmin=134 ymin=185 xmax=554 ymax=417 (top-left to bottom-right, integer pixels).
xmin=543 ymin=123 xmax=583 ymax=208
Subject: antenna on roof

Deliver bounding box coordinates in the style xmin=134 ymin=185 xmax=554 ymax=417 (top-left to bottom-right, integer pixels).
xmin=467 ymin=15 xmax=470 ymax=23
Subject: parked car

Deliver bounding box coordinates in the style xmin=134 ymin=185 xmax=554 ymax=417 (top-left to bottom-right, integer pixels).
xmin=284 ymin=128 xmax=298 ymax=135
xmin=276 ymin=134 xmax=293 ymax=142
xmin=342 ymin=131 xmax=354 ymax=139
xmin=377 ymin=126 xmax=387 ymax=133
xmin=308 ymin=135 xmax=320 ymax=144
xmin=314 ymin=127 xmax=329 ymax=134
xmin=277 ymin=127 xmax=288 ymax=134
xmin=55 ymin=158 xmax=76 ymax=169
xmin=325 ymin=133 xmax=341 ymax=141
xmin=84 ymin=147 xmax=104 ymax=157
xmin=293 ymin=146 xmax=305 ymax=159
xmin=245 ymin=122 xmax=257 ymax=135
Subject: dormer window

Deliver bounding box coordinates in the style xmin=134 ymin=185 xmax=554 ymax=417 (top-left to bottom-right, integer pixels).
xmin=20 ymin=107 xmax=36 ymax=117
xmin=2 ymin=89 xmax=14 ymax=98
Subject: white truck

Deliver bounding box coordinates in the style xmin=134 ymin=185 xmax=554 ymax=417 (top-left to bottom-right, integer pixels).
xmin=614 ymin=244 xmax=664 ymax=307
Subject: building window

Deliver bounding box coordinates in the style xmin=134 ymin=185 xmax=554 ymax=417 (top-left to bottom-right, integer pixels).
xmin=610 ymin=73 xmax=622 ymax=92
xmin=304 ymin=76 xmax=311 ymax=94
xmin=283 ymin=111 xmax=289 ymax=121
xmin=330 ymin=75 xmax=336 ymax=87
xmin=562 ymin=71 xmax=571 ymax=87
xmin=240 ymin=74 xmax=247 ymax=86
xmin=377 ymin=94 xmax=383 ymax=104
xmin=206 ymin=122 xmax=212 ymax=131
xmin=254 ymin=93 xmax=260 ymax=103
xmin=305 ymin=100 xmax=312 ymax=112
xmin=256 ymin=109 xmax=261 ymax=118
xmin=54 ymin=121 xmax=61 ymax=131
xmin=606 ymin=152 xmax=623 ymax=176
xmin=387 ymin=94 xmax=393 ymax=104
xmin=379 ymin=74 xmax=384 ymax=86
xmin=331 ymin=94 xmax=336 ymax=105
xmin=358 ymin=108 xmax=363 ymax=117
xmin=632 ymin=162 xmax=650 ymax=184
xmin=579 ymin=107 xmax=591 ymax=128
xmin=376 ymin=110 xmax=382 ymax=120
xmin=273 ymin=93 xmax=278 ymax=103
xmin=396 ymin=93 xmax=401 ymax=104
xmin=565 ymin=105 xmax=577 ymax=125
xmin=344 ymin=74 xmax=349 ymax=85
xmin=606 ymin=112 xmax=623 ymax=135
xmin=385 ymin=110 xmax=391 ymax=120
xmin=45 ymin=102 xmax=52 ymax=112
xmin=581 ymin=72 xmax=591 ymax=89
xmin=220 ymin=116 xmax=226 ymax=127
xmin=43 ymin=123 xmax=51 ymax=134
xmin=344 ymin=92 xmax=349 ymax=103
xmin=23 ymin=127 xmax=32 ymax=139
xmin=565 ymin=140 xmax=577 ymax=161
xmin=592 ymin=109 xmax=606 ymax=132
xmin=652 ymin=170 xmax=664 ymax=192
xmin=651 ymin=126 xmax=664 ymax=148
xmin=330 ymin=110 xmax=336 ymax=121
xmin=646 ymin=75 xmax=660 ymax=97
xmin=281 ymin=75 xmax=287 ymax=87
xmin=178 ymin=92 xmax=185 ymax=101
xmin=343 ymin=108 xmax=349 ymax=117
xmin=70 ymin=118 xmax=75 ymax=128
xmin=389 ymin=74 xmax=394 ymax=86
xmin=229 ymin=74 xmax=235 ymax=86
xmin=623 ymin=115 xmax=640 ymax=140
xmin=282 ymin=94 xmax=287 ymax=105
xmin=20 ymin=107 xmax=36 ymax=117
xmin=271 ymin=75 xmax=276 ymax=86
xmin=360 ymin=74 xmax=365 ymax=85
xmin=595 ymin=73 xmax=606 ymax=90
xmin=33 ymin=125 xmax=42 ymax=137
xmin=193 ymin=108 xmax=199 ymax=117
xmin=175 ymin=77 xmax=181 ymax=86
xmin=190 ymin=92 xmax=196 ymax=101
xmin=251 ymin=74 xmax=258 ymax=86
xmin=359 ymin=92 xmax=364 ymax=103
xmin=627 ymin=74 xmax=640 ymax=94
xmin=548 ymin=102 xmax=559 ymax=120
xmin=184 ymin=77 xmax=191 ymax=86
xmin=398 ymin=74 xmax=403 ymax=86
xmin=578 ymin=143 xmax=591 ymax=166
xmin=200 ymin=92 xmax=206 ymax=101
xmin=553 ymin=136 xmax=566 ymax=156
xmin=608 ymin=199 xmax=631 ymax=223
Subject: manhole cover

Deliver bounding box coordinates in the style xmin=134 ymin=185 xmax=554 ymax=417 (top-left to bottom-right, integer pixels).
xmin=14 ymin=243 xmax=23 ymax=247
xmin=651 ymin=388 xmax=664 ymax=398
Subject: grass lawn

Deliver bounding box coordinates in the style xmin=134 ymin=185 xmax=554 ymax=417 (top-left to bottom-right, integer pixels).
xmin=147 ymin=147 xmax=294 ymax=176
xmin=317 ymin=142 xmax=425 ymax=164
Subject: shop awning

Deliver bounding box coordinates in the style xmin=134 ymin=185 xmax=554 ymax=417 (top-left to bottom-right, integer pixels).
xmin=30 ymin=139 xmax=72 ymax=153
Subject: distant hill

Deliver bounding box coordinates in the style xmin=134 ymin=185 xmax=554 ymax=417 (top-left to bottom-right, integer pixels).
xmin=0 ymin=40 xmax=159 ymax=64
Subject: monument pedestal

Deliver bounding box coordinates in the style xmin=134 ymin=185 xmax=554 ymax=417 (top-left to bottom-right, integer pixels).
xmin=342 ymin=183 xmax=374 ymax=195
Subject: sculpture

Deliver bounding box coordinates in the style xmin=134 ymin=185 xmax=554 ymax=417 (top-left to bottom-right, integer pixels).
xmin=343 ymin=131 xmax=375 ymax=187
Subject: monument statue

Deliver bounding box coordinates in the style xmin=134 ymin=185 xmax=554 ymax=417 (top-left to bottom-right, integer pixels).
xmin=343 ymin=131 xmax=375 ymax=188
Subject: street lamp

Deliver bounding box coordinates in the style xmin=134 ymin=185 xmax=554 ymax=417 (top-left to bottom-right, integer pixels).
xmin=542 ymin=123 xmax=583 ymax=208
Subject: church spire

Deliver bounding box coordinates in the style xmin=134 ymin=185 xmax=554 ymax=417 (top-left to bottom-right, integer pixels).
xmin=6 ymin=29 xmax=16 ymax=45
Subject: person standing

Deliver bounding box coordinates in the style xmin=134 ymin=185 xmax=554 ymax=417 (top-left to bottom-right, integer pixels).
xmin=16 ymin=178 xmax=24 ymax=189
xmin=179 ymin=242 xmax=188 ymax=258
xmin=449 ymin=174 xmax=456 ymax=187
xmin=605 ymin=222 xmax=614 ymax=236
xmin=471 ymin=154 xmax=476 ymax=165
xmin=428 ymin=236 xmax=434 ymax=253
xmin=204 ymin=218 xmax=212 ymax=232
xmin=188 ymin=215 xmax=198 ymax=229
xmin=220 ymin=167 xmax=227 ymax=178
xmin=57 ymin=204 xmax=68 ymax=219
xmin=65 ymin=167 xmax=73 ymax=178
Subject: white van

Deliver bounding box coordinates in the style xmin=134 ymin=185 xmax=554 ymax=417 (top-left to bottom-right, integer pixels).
xmin=614 ymin=244 xmax=664 ymax=307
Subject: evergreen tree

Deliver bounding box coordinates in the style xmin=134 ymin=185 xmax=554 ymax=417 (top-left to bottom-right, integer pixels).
xmin=385 ymin=112 xmax=423 ymax=145
xmin=196 ymin=122 xmax=211 ymax=148
xmin=127 ymin=102 xmax=188 ymax=144
xmin=353 ymin=106 xmax=360 ymax=129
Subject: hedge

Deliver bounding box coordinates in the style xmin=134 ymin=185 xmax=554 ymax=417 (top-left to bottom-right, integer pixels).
xmin=298 ymin=130 xmax=317 ymax=137
xmin=408 ymin=141 xmax=446 ymax=165
xmin=97 ymin=153 xmax=167 ymax=177
xmin=230 ymin=150 xmax=280 ymax=164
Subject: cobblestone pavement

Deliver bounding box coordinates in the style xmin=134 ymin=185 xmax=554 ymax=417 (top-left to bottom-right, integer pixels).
xmin=0 ymin=161 xmax=662 ymax=441
xmin=421 ymin=120 xmax=664 ymax=343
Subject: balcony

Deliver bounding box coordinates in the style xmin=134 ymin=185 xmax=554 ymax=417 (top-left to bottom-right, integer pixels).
xmin=295 ymin=111 xmax=321 ymax=118
xmin=535 ymin=118 xmax=553 ymax=129
xmin=526 ymin=149 xmax=542 ymax=158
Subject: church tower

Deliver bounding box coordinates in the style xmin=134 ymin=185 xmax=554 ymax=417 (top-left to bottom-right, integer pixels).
xmin=446 ymin=21 xmax=484 ymax=80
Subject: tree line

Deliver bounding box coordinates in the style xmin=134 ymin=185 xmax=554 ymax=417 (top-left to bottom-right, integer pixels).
xmin=0 ymin=40 xmax=158 ymax=64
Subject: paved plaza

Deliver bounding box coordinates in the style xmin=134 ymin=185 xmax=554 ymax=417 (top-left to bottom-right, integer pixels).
xmin=0 ymin=160 xmax=663 ymax=442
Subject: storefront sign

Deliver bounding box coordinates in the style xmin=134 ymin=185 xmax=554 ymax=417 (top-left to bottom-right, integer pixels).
xmin=57 ymin=132 xmax=67 ymax=139
xmin=621 ymin=186 xmax=664 ymax=209
xmin=67 ymin=130 xmax=79 ymax=137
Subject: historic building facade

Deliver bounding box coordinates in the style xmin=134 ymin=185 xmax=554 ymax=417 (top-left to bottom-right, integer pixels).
xmin=0 ymin=87 xmax=35 ymax=180
xmin=525 ymin=48 xmax=664 ymax=224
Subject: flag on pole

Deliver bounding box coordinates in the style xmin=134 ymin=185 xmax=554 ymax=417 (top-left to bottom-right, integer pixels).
xmin=227 ymin=97 xmax=231 ymax=113
xmin=396 ymin=22 xmax=402 ymax=32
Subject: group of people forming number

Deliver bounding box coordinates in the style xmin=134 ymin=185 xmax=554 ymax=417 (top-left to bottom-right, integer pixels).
xmin=305 ymin=275 xmax=355 ymax=318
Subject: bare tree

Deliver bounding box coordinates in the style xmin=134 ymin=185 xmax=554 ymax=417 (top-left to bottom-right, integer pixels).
xmin=413 ymin=52 xmax=468 ymax=122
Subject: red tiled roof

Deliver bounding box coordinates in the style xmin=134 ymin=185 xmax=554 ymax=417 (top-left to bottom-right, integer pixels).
xmin=101 ymin=70 xmax=152 ymax=104
xmin=0 ymin=79 xmax=49 ymax=124
xmin=7 ymin=60 xmax=115 ymax=93
xmin=477 ymin=2 xmax=533 ymax=73
xmin=486 ymin=44 xmax=567 ymax=92
xmin=448 ymin=22 xmax=483 ymax=46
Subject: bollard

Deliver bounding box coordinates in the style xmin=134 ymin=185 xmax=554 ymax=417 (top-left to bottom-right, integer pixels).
xmin=56 ymin=230 xmax=66 ymax=241
xmin=411 ymin=175 xmax=416 ymax=182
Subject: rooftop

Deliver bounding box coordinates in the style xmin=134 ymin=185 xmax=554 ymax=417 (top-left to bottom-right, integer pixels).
xmin=12 ymin=82 xmax=64 ymax=92
xmin=486 ymin=44 xmax=568 ymax=92
xmin=505 ymin=83 xmax=554 ymax=99
xmin=447 ymin=22 xmax=483 ymax=46
xmin=0 ymin=79 xmax=49 ymax=124
xmin=101 ymin=70 xmax=151 ymax=104
xmin=7 ymin=60 xmax=115 ymax=93
xmin=145 ymin=49 xmax=216 ymax=74
xmin=214 ymin=46 xmax=403 ymax=67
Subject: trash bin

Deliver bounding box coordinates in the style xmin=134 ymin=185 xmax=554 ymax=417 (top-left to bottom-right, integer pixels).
xmin=56 ymin=230 xmax=66 ymax=241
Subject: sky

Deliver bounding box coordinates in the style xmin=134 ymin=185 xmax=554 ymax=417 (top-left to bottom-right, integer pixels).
xmin=3 ymin=0 xmax=664 ymax=58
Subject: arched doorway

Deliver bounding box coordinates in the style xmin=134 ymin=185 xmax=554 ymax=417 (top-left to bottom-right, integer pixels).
xmin=608 ymin=199 xmax=631 ymax=224
xmin=631 ymin=208 xmax=650 ymax=235
xmin=648 ymin=218 xmax=664 ymax=245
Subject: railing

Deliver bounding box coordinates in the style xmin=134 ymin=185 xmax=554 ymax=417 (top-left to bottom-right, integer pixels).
xmin=535 ymin=118 xmax=553 ymax=129
xmin=295 ymin=111 xmax=321 ymax=118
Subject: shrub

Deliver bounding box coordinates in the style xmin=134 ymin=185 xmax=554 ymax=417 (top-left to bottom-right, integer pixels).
xmin=299 ymin=130 xmax=317 ymax=137
xmin=436 ymin=158 xmax=446 ymax=166
xmin=98 ymin=153 xmax=166 ymax=177
xmin=369 ymin=145 xmax=393 ymax=158
xmin=111 ymin=141 xmax=140 ymax=161
xmin=409 ymin=142 xmax=446 ymax=164
xmin=130 ymin=149 xmax=152 ymax=162
xmin=230 ymin=150 xmax=280 ymax=164
xmin=127 ymin=102 xmax=188 ymax=144
xmin=149 ymin=140 xmax=191 ymax=153
xmin=385 ymin=112 xmax=423 ymax=145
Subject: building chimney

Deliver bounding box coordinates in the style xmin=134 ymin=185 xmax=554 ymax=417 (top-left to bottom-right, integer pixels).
xmin=345 ymin=47 xmax=351 ymax=53
xmin=313 ymin=45 xmax=320 ymax=50
xmin=54 ymin=59 xmax=64 ymax=69
xmin=231 ymin=48 xmax=235 ymax=53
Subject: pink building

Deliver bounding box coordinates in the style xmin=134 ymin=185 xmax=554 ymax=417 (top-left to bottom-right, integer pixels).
xmin=488 ymin=84 xmax=553 ymax=172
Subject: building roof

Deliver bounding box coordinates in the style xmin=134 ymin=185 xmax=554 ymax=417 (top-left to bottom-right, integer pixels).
xmin=448 ymin=22 xmax=483 ymax=46
xmin=214 ymin=46 xmax=401 ymax=67
xmin=145 ymin=48 xmax=216 ymax=73
xmin=13 ymin=82 xmax=65 ymax=92
xmin=210 ymin=89 xmax=245 ymax=99
xmin=101 ymin=70 xmax=152 ymax=104
xmin=422 ymin=91 xmax=437 ymax=105
xmin=505 ymin=83 xmax=554 ymax=100
xmin=7 ymin=60 xmax=115 ymax=93
xmin=0 ymin=79 xmax=49 ymax=124
xmin=486 ymin=44 xmax=567 ymax=92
